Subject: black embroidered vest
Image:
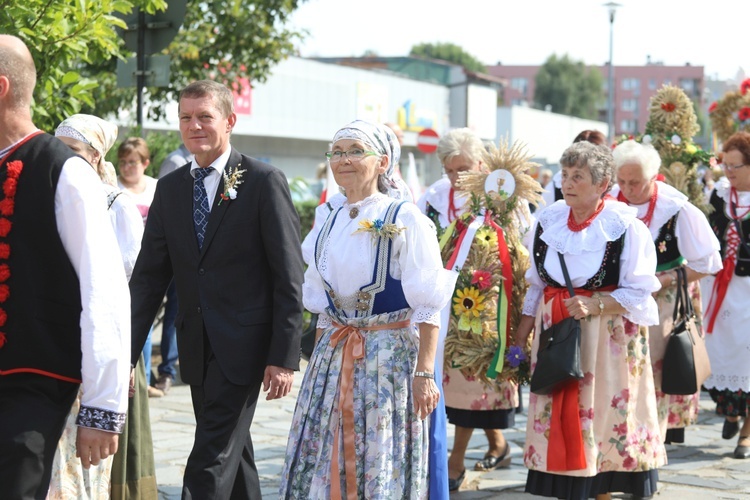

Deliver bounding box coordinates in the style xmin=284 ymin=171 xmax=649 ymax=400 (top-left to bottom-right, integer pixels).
xmin=709 ymin=189 xmax=750 ymax=276
xmin=532 ymin=223 xmax=624 ymax=289
xmin=0 ymin=134 xmax=84 ymax=382
xmin=654 ymin=213 xmax=685 ymax=272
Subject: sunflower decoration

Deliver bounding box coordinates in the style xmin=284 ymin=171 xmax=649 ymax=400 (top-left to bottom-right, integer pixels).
xmin=710 ymin=78 xmax=750 ymax=144
xmin=440 ymin=139 xmax=539 ymax=386
xmin=638 ymin=84 xmax=713 ymax=214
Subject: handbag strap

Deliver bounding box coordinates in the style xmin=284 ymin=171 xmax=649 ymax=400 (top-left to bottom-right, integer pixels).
xmin=557 ymin=252 xmax=576 ymax=297
xmin=671 ymin=266 xmax=694 ymax=324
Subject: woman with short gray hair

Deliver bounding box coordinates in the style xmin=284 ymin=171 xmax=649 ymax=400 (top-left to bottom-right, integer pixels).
xmin=515 ymin=141 xmax=666 ymax=499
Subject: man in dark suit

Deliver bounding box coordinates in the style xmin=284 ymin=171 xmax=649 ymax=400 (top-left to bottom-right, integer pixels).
xmin=129 ymin=80 xmax=303 ymax=499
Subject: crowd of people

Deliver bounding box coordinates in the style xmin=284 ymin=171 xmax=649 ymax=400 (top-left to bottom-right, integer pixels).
xmin=1 ymin=32 xmax=749 ymax=500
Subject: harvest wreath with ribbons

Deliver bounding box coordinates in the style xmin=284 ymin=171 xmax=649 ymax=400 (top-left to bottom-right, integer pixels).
xmin=439 ymin=140 xmax=541 ymax=386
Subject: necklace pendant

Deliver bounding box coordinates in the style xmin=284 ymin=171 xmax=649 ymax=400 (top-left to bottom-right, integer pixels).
xmin=349 ymin=207 xmax=359 ymax=219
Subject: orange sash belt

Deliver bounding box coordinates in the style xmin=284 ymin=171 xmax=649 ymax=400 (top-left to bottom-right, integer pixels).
xmin=541 ymin=284 xmax=614 ymax=471
xmin=329 ymin=319 xmax=411 ymax=500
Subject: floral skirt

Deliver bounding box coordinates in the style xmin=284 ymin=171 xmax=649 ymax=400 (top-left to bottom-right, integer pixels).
xmin=524 ymin=298 xmax=666 ymax=478
xmin=649 ymin=279 xmax=702 ymax=438
xmin=279 ymin=309 xmax=428 ymax=499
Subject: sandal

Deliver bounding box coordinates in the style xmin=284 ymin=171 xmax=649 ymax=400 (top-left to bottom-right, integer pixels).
xmin=474 ymin=441 xmax=511 ymax=471
xmin=448 ymin=469 xmax=465 ymax=491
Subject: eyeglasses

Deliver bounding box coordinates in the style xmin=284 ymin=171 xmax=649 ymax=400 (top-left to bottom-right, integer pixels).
xmin=119 ymin=160 xmax=142 ymax=168
xmin=325 ymin=149 xmax=379 ymax=163
xmin=722 ymin=163 xmax=748 ymax=172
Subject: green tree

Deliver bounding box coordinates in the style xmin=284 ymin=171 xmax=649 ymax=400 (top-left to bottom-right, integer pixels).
xmin=84 ymin=0 xmax=306 ymax=122
xmin=410 ymin=42 xmax=487 ymax=73
xmin=534 ymin=54 xmax=603 ymax=119
xmin=2 ymin=0 xmax=166 ymax=132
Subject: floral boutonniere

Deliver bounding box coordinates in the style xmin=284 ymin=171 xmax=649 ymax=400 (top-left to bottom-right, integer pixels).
xmin=218 ymin=163 xmax=246 ymax=205
xmin=353 ymin=218 xmax=405 ymax=240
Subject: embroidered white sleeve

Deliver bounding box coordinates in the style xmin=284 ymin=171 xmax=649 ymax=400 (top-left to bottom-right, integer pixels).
xmin=302 ymin=261 xmax=330 ymax=315
xmin=315 ymin=312 xmax=332 ymax=329
xmin=675 ymin=202 xmax=723 ymax=275
xmin=611 ymin=220 xmax=660 ymax=326
xmin=523 ymin=285 xmax=543 ymax=316
xmin=394 ymin=205 xmax=458 ymax=324
xmin=522 ymin=221 xmax=545 ymax=316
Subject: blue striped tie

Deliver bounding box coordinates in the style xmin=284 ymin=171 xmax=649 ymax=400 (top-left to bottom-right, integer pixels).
xmin=193 ymin=167 xmax=213 ymax=249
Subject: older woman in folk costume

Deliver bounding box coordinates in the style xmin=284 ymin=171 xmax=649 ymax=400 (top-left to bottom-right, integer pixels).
xmin=703 ymin=131 xmax=750 ymax=459
xmin=280 ymin=120 xmax=456 ymax=499
xmin=49 ymin=115 xmax=156 ymax=499
xmin=418 ymin=129 xmax=536 ymax=491
xmin=516 ymin=142 xmax=665 ymax=500
xmin=611 ymin=140 xmax=721 ymax=445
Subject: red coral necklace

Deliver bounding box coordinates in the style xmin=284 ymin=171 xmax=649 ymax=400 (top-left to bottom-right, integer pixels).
xmin=567 ymin=200 xmax=605 ymax=232
xmin=0 ymin=130 xmax=43 ymax=348
xmin=617 ymin=183 xmax=658 ymax=227
xmin=448 ymin=187 xmax=460 ymax=222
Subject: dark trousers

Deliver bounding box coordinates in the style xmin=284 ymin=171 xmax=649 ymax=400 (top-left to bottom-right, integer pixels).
xmin=0 ymin=373 xmax=78 ymax=499
xmin=158 ymin=280 xmax=179 ymax=379
xmin=183 ymin=338 xmax=262 ymax=500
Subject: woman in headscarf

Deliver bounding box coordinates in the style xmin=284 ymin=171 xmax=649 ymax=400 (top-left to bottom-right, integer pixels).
xmin=279 ymin=120 xmax=457 ymax=498
xmin=49 ymin=114 xmax=156 ymax=500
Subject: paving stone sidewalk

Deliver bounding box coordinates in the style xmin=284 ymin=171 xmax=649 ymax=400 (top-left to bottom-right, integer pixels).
xmin=149 ymin=361 xmax=750 ymax=499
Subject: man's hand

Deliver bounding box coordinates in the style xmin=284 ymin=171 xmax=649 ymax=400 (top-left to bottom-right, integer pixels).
xmin=263 ymin=365 xmax=294 ymax=400
xmin=76 ymin=427 xmax=119 ymax=469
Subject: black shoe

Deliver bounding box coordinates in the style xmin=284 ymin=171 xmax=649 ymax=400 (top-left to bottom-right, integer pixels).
xmin=723 ymin=419 xmax=741 ymax=440
xmin=734 ymin=436 xmax=750 ymax=459
xmin=474 ymin=442 xmax=511 ymax=471
xmin=448 ymin=469 xmax=465 ymax=492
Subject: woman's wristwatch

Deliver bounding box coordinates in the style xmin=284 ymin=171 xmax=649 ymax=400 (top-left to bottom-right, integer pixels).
xmin=596 ymin=296 xmax=605 ymax=315
xmin=414 ymin=371 xmax=434 ymax=379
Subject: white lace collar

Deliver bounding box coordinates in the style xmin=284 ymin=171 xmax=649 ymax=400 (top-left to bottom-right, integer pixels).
xmin=538 ymin=199 xmax=637 ymax=255
xmin=714 ymin=176 xmax=750 ymax=204
xmin=343 ymin=191 xmax=388 ymax=212
xmin=610 ymin=181 xmax=687 ymax=239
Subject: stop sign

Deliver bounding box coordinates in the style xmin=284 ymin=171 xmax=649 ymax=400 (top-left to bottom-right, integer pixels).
xmin=416 ymin=128 xmax=439 ymax=154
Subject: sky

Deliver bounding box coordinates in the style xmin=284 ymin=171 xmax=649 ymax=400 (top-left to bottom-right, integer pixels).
xmin=289 ymin=0 xmax=745 ymax=82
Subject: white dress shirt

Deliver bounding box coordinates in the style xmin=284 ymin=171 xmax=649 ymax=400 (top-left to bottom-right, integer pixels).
xmin=189 ymin=148 xmax=232 ymax=211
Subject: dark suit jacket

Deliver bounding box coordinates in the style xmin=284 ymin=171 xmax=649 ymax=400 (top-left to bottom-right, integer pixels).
xmin=130 ymin=148 xmax=304 ymax=386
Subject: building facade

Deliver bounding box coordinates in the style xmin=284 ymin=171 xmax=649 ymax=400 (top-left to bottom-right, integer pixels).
xmin=489 ymin=62 xmax=705 ymax=138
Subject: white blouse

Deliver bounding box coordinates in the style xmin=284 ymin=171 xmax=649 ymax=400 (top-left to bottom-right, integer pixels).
xmin=522 ymin=199 xmax=660 ymax=326
xmin=304 ymin=193 xmax=457 ymax=328
xmin=104 ymin=185 xmax=144 ymax=281
xmin=610 ymin=181 xmax=722 ymax=275
xmin=416 ymin=177 xmax=468 ymax=230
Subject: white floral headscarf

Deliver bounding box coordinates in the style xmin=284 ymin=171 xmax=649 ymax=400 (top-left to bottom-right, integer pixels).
xmin=332 ymin=119 xmax=412 ymax=202
xmin=55 ymin=114 xmax=119 ymax=186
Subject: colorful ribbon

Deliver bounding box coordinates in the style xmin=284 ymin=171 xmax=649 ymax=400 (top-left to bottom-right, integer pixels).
xmin=329 ymin=319 xmax=411 ymax=499
xmin=485 ymin=213 xmax=513 ymax=378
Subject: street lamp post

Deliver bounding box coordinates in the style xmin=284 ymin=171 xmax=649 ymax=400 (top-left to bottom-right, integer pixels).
xmin=604 ymin=2 xmax=621 ymax=143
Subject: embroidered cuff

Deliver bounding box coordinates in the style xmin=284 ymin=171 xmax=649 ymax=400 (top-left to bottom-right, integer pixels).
xmin=76 ymin=405 xmax=127 ymax=433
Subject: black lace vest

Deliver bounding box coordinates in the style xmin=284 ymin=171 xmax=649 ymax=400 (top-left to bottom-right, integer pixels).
xmin=532 ymin=223 xmax=624 ymax=290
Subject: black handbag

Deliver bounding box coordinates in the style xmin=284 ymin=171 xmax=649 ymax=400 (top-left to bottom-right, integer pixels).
xmin=300 ymin=312 xmax=318 ymax=361
xmin=530 ymin=252 xmax=584 ymax=395
xmin=661 ymin=267 xmax=711 ymax=395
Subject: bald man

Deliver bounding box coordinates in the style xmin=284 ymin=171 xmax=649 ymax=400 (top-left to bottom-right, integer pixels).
xmin=0 ymin=35 xmax=130 ymax=498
